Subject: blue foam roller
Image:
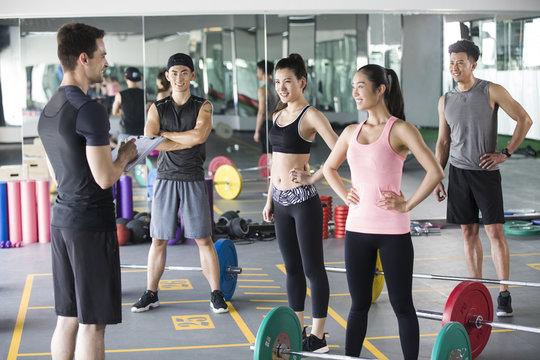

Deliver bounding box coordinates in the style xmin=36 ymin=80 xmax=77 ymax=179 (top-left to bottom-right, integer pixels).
xmin=214 ymin=238 xmax=238 ymax=301
xmin=0 ymin=182 xmax=8 ymax=243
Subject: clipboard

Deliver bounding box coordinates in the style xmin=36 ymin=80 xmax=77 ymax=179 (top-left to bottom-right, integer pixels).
xmin=111 ymin=136 xmax=165 ymax=172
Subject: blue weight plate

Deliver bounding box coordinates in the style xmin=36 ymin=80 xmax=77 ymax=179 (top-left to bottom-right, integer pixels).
xmin=532 ymin=219 xmax=540 ymax=225
xmin=254 ymin=306 xmax=302 ymax=360
xmin=431 ymin=322 xmax=471 ymax=360
xmin=214 ymin=238 xmax=238 ymax=301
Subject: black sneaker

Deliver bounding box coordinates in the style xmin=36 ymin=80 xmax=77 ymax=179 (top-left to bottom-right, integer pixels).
xmin=131 ymin=290 xmax=159 ymax=313
xmin=210 ymin=290 xmax=229 ymax=314
xmin=303 ymin=333 xmax=329 ymax=353
xmin=302 ymin=326 xmax=307 ymax=341
xmin=496 ymin=291 xmax=513 ymax=317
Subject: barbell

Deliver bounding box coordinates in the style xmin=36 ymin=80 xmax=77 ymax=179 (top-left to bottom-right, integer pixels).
xmin=213 ymin=164 xmax=269 ymax=200
xmin=253 ymin=280 xmax=539 ymax=359
xmin=416 ymin=280 xmax=540 ymax=358
xmin=120 ymin=238 xmax=242 ymax=300
xmin=208 ymin=154 xmax=270 ymax=180
xmin=251 ymin=305 xmax=471 ymax=360
xmin=325 ymin=252 xmax=540 ymax=303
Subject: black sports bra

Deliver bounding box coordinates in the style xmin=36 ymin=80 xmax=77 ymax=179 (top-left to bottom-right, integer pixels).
xmin=268 ymin=105 xmax=312 ymax=154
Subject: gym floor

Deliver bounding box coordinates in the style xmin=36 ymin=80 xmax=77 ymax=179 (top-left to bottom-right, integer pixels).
xmin=1 ymin=130 xmax=540 ymax=360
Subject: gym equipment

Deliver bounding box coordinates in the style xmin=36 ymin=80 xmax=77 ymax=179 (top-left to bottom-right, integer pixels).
xmin=116 ymin=223 xmax=130 ymax=246
xmin=251 ymin=306 xmax=471 ymax=360
xmin=119 ymin=175 xmax=133 ymax=220
xmin=410 ymin=221 xmax=441 ymax=236
xmin=36 ymin=179 xmax=50 ymax=243
xmin=215 ymin=210 xmax=249 ymax=239
xmin=121 ymin=238 xmax=242 ymax=300
xmin=215 ymin=122 xmax=233 ymax=139
xmin=213 ymin=161 xmax=273 ymax=199
xmin=0 ymin=182 xmax=8 ymax=243
xmin=503 ymin=220 xmax=540 ymax=236
xmin=133 ymin=211 xmax=151 ymax=223
xmin=7 ymin=181 xmax=22 ymax=244
xmin=417 ymin=281 xmax=540 ymax=358
xmin=20 ymin=180 xmax=37 ymax=244
xmin=208 ymin=156 xmax=235 ymax=178
xmin=208 ymin=154 xmax=270 ymax=180
xmin=126 ymin=219 xmax=150 ymax=244
xmin=326 ymin=265 xmax=540 ymax=289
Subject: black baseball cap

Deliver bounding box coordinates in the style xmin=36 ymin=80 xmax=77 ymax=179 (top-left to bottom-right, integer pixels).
xmin=124 ymin=67 xmax=142 ymax=82
xmin=167 ymin=53 xmax=194 ymax=72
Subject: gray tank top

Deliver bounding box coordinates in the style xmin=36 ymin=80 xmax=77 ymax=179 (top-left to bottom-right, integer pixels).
xmin=444 ymin=79 xmax=499 ymax=171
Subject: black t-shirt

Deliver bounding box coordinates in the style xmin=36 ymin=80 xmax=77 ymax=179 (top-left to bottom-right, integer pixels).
xmin=38 ymin=86 xmax=115 ymax=231
xmin=155 ymin=95 xmax=206 ymax=181
xmin=120 ymin=87 xmax=145 ymax=135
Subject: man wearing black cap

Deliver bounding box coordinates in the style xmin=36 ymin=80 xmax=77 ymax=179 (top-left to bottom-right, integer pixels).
xmin=131 ymin=53 xmax=229 ymax=314
xmin=112 ymin=66 xmax=145 ymax=140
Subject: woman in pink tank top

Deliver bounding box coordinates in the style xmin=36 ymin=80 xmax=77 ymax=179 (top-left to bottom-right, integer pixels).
xmin=323 ymin=64 xmax=444 ymax=359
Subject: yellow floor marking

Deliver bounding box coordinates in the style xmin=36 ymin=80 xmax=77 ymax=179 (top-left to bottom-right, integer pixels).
xmin=238 ymin=279 xmax=274 ymax=282
xmin=256 ymin=307 xmax=275 ymax=310
xmin=244 ymin=292 xmax=287 ymax=295
xmin=227 ymin=301 xmax=257 ymax=344
xmin=250 ymin=299 xmax=288 ymax=302
xmin=239 ymin=273 xmax=268 ymax=276
xmin=27 ymin=306 xmax=54 ymax=310
xmin=8 ymin=274 xmax=34 ymax=360
xmin=528 ymin=263 xmax=540 ymax=271
xmin=239 ymin=285 xmax=280 ymax=288
xmin=276 ymin=264 xmax=388 ymax=360
xmin=213 ymin=205 xmax=223 ymax=215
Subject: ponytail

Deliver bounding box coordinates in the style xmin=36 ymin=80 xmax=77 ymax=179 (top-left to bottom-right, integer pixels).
xmin=357 ymin=64 xmax=405 ymax=121
xmin=385 ymin=68 xmax=405 ymax=121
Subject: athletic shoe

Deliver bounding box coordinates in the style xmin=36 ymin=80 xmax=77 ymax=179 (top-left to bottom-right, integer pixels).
xmin=210 ymin=290 xmax=229 ymax=314
xmin=496 ymin=291 xmax=513 ymax=317
xmin=303 ymin=333 xmax=329 ymax=353
xmin=131 ymin=290 xmax=159 ymax=313
xmin=302 ymin=326 xmax=307 ymax=341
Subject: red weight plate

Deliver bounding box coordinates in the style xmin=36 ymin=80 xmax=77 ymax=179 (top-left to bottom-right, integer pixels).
xmin=442 ymin=281 xmax=492 ymax=359
xmin=208 ymin=156 xmax=235 ymax=178
xmin=258 ymin=153 xmax=270 ymax=179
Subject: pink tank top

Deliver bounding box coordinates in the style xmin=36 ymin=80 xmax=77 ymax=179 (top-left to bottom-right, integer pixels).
xmin=345 ymin=116 xmax=410 ymax=234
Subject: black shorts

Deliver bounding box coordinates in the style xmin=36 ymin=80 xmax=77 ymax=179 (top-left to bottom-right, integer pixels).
xmin=51 ymin=227 xmax=122 ymax=324
xmin=447 ymin=164 xmax=505 ymax=225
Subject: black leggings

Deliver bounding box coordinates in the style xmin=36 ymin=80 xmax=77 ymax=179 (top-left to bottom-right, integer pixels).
xmin=345 ymin=231 xmax=419 ymax=360
xmin=273 ymin=195 xmax=329 ymax=318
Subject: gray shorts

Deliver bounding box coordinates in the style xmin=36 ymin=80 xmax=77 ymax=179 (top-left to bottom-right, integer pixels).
xmin=150 ymin=179 xmax=212 ymax=240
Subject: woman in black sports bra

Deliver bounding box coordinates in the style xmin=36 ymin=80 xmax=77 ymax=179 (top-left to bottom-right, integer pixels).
xmin=262 ymin=53 xmax=338 ymax=354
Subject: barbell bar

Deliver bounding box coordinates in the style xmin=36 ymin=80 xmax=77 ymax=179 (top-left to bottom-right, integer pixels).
xmin=325 ymin=266 xmax=540 ymax=288
xmin=415 ymin=280 xmax=540 ymax=358
xmin=208 ymin=154 xmax=269 ymax=180
xmin=120 ymin=238 xmax=241 ymax=300
xmin=251 ymin=305 xmax=471 ymax=360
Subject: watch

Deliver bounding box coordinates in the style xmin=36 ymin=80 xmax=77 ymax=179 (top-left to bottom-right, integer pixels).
xmin=501 ymin=148 xmax=512 ymax=158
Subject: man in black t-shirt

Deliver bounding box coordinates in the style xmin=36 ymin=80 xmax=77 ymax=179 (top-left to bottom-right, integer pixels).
xmin=112 ymin=66 xmax=145 ymax=140
xmin=38 ymin=23 xmax=137 ymax=359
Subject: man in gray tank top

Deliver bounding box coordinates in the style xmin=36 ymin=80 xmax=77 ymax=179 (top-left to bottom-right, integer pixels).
xmin=131 ymin=53 xmax=229 ymax=315
xmin=434 ymin=40 xmax=532 ymax=317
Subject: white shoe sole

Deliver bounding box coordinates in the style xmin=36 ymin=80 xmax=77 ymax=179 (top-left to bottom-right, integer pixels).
xmin=312 ymin=346 xmax=329 ymax=354
xmin=210 ymin=303 xmax=229 ymax=314
xmin=131 ymin=301 xmax=160 ymax=313
xmin=496 ymin=311 xmax=513 ymax=317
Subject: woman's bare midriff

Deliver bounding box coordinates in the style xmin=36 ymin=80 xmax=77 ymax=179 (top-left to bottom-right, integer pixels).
xmin=271 ymin=152 xmax=311 ymax=190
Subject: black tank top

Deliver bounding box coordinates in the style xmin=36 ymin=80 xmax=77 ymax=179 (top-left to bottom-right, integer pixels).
xmin=269 ymin=105 xmax=312 ymax=154
xmin=155 ymin=95 xmax=206 ymax=181
xmin=120 ymin=88 xmax=145 ymax=135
